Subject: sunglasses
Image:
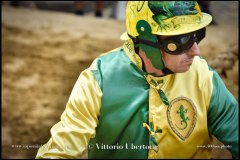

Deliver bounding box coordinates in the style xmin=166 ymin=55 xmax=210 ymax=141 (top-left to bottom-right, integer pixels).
xmin=157 ymin=28 xmax=206 ymax=55
xmin=134 ymin=28 xmax=206 ymax=55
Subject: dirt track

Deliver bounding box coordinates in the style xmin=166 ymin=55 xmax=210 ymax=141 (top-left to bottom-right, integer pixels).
xmin=2 ymin=2 xmax=238 ymax=159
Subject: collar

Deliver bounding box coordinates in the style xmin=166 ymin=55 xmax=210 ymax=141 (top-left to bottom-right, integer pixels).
xmin=123 ymin=39 xmax=143 ymax=70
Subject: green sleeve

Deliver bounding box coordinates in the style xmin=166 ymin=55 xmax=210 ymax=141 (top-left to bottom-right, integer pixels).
xmin=207 ymin=70 xmax=239 ymax=159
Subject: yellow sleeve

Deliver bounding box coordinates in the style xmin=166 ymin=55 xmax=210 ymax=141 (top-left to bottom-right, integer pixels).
xmin=36 ymin=61 xmax=102 ymax=158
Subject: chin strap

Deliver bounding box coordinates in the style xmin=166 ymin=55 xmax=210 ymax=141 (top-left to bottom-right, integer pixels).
xmin=133 ymin=20 xmax=174 ymax=75
xmin=136 ymin=20 xmax=165 ymax=70
xmin=133 ymin=44 xmax=174 ymax=76
xmin=162 ymin=67 xmax=174 ymax=75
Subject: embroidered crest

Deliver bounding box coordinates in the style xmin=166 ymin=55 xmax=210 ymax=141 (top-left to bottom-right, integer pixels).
xmin=167 ymin=97 xmax=197 ymax=141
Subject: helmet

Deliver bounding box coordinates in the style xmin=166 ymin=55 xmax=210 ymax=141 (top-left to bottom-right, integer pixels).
xmin=121 ymin=1 xmax=212 ymax=40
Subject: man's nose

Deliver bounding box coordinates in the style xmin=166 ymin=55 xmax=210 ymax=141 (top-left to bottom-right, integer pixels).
xmin=186 ymin=42 xmax=201 ymax=56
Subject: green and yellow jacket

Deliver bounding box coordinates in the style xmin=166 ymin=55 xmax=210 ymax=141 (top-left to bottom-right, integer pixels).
xmin=36 ymin=40 xmax=238 ymax=159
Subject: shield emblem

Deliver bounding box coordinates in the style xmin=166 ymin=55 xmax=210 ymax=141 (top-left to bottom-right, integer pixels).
xmin=167 ymin=97 xmax=197 ymax=141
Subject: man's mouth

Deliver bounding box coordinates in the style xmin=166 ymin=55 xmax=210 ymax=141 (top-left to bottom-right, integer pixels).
xmin=182 ymin=58 xmax=194 ymax=64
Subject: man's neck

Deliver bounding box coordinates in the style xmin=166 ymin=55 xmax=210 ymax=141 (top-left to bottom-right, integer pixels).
xmin=138 ymin=49 xmax=165 ymax=77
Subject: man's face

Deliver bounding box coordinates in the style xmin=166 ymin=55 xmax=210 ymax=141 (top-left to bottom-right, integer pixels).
xmin=159 ymin=35 xmax=201 ymax=73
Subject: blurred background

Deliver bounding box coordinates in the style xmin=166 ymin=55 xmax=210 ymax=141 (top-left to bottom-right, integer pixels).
xmin=2 ymin=1 xmax=238 ymax=159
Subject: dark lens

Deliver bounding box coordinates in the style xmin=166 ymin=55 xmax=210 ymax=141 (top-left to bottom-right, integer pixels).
xmin=158 ymin=28 xmax=206 ymax=55
xmin=180 ymin=36 xmax=191 ymax=44
xmin=163 ymin=34 xmax=194 ymax=55
xmin=195 ymin=28 xmax=206 ymax=44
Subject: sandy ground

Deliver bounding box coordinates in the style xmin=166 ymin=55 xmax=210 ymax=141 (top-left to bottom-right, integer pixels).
xmin=2 ymin=2 xmax=238 ymax=159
